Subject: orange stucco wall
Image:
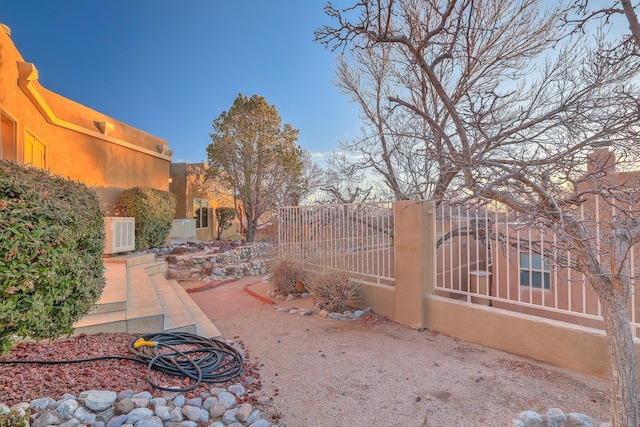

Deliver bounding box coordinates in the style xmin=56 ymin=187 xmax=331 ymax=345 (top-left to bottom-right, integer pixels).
xmin=169 ymin=162 xmax=239 ymax=241
xmin=0 ymin=27 xmax=171 ymax=214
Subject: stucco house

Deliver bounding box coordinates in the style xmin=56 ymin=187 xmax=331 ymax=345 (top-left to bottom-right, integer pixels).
xmin=169 ymin=162 xmax=239 ymax=241
xmin=0 ymin=24 xmax=172 ymax=215
xmin=435 ymin=148 xmax=640 ymax=330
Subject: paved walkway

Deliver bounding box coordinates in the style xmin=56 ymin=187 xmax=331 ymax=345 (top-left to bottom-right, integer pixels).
xmin=189 ymin=276 xmax=271 ymax=337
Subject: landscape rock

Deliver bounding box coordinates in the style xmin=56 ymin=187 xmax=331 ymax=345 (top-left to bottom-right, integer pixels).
xmin=56 ymin=399 xmax=79 ymax=419
xmin=125 ymin=408 xmax=154 ymax=424
xmin=32 ymin=409 xmax=61 ymax=427
xmin=228 ymin=384 xmax=246 ymax=397
xmin=79 ymin=390 xmax=118 ymax=412
xmin=134 ymin=416 xmax=163 ymax=427
xmin=116 ymin=398 xmax=135 ymax=415
xmin=105 ymin=414 xmax=127 ymax=427
xmin=180 ymin=405 xmax=201 ymax=422
xmin=30 ymin=397 xmax=57 ymax=412
xmin=216 ymin=391 xmax=236 ymax=409
xmin=209 ymin=402 xmax=226 ymax=418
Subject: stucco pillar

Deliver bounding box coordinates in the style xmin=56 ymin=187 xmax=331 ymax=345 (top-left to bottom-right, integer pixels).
xmin=393 ymin=200 xmax=436 ymax=328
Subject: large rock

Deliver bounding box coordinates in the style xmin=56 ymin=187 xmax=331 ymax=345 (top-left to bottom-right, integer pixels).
xmin=125 ymin=408 xmax=154 ymax=424
xmin=216 ymin=391 xmax=236 ymax=409
xmin=133 ymin=416 xmax=163 ymax=427
xmin=566 ymin=413 xmax=595 ymax=427
xmin=519 ymin=411 xmax=543 ymax=427
xmin=29 ymin=397 xmax=56 ymax=412
xmin=181 ymin=405 xmax=201 ymax=422
xmin=79 ymin=390 xmax=118 ymax=412
xmin=236 ymin=404 xmax=253 ymax=423
xmin=105 ymin=414 xmax=127 ymax=427
xmin=56 ymin=399 xmax=79 ymax=419
xmin=546 ymin=408 xmax=567 ymax=427
xmin=209 ymin=402 xmax=226 ymax=418
xmin=31 ymin=409 xmax=61 ymax=427
xmin=74 ymin=406 xmax=96 ymax=424
xmin=116 ymin=398 xmax=135 ymax=415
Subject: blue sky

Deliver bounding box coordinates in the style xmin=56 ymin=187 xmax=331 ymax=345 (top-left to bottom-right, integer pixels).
xmin=0 ymin=1 xmax=360 ymax=163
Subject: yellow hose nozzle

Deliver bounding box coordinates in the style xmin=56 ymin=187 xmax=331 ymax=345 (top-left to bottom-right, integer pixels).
xmin=134 ymin=338 xmax=158 ymax=349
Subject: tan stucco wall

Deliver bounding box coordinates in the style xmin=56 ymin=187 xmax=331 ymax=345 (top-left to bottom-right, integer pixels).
xmin=170 ymin=163 xmax=189 ymax=218
xmin=353 ymin=199 xmax=640 ymax=383
xmin=208 ymin=198 xmax=239 ymax=241
xmin=357 ymin=269 xmax=640 ymax=382
xmin=356 ymin=283 xmax=396 ymax=319
xmin=424 ymin=295 xmax=640 ymax=383
xmin=169 ymin=162 xmax=239 ymax=241
xmin=0 ymin=28 xmax=171 ymax=215
xmin=393 ymin=200 xmax=432 ymax=328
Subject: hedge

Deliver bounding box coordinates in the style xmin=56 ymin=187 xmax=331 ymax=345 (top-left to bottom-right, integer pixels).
xmin=0 ymin=160 xmax=105 ymax=352
xmin=115 ymin=186 xmax=176 ymax=251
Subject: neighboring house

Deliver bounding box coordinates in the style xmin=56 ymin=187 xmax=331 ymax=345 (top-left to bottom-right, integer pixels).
xmin=436 ymin=148 xmax=640 ymax=329
xmin=169 ymin=162 xmax=239 ymax=241
xmin=0 ymin=24 xmax=173 ymax=215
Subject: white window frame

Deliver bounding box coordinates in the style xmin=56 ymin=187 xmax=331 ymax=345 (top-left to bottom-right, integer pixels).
xmin=193 ymin=198 xmax=209 ymax=229
xmin=519 ymin=252 xmax=551 ymax=290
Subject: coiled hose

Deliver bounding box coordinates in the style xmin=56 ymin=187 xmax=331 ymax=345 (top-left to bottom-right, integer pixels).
xmin=0 ymin=332 xmax=243 ymax=392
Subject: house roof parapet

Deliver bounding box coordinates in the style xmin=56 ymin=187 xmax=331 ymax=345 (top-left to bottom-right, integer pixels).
xmin=14 ymin=59 xmax=172 ymax=161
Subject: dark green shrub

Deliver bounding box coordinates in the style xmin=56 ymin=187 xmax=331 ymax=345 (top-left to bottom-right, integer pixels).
xmin=215 ymin=206 xmax=236 ymax=240
xmin=115 ymin=186 xmax=176 ymax=251
xmin=270 ymin=259 xmax=308 ymax=295
xmin=0 ymin=160 xmax=105 ymax=353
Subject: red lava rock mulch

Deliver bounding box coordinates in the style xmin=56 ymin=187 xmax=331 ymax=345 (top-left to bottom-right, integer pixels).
xmin=0 ymin=333 xmax=262 ymax=407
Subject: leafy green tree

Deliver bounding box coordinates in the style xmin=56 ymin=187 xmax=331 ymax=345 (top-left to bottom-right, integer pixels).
xmin=215 ymin=206 xmax=237 ymax=240
xmin=207 ymin=94 xmax=305 ymax=242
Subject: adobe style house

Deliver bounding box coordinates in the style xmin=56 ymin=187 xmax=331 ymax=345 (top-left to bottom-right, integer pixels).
xmin=169 ymin=162 xmax=239 ymax=241
xmin=435 ymin=148 xmax=640 ymax=330
xmin=0 ymin=24 xmax=172 ymax=215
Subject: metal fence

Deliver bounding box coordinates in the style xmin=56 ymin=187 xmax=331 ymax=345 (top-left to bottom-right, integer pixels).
xmin=434 ymin=200 xmax=640 ymax=334
xmin=277 ymin=202 xmax=395 ymax=286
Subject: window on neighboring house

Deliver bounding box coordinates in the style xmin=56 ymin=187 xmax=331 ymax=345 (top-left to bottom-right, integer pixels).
xmin=24 ymin=130 xmax=46 ymax=169
xmin=193 ymin=198 xmax=209 ymax=229
xmin=520 ymin=252 xmax=551 ymax=289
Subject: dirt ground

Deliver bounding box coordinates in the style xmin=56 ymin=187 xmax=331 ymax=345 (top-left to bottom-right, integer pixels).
xmin=188 ymin=276 xmax=611 ymax=427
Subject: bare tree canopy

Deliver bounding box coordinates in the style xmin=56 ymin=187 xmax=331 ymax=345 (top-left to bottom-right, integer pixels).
xmin=207 ymin=93 xmax=306 ymax=242
xmin=320 ymin=151 xmax=376 ymax=203
xmin=566 ymin=0 xmax=640 ymax=46
xmin=317 ymin=0 xmax=640 ymax=424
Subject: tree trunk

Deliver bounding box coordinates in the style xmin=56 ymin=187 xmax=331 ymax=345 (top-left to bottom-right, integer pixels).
xmin=244 ymin=210 xmax=256 ymax=243
xmin=245 ymin=222 xmax=256 ymax=243
xmin=599 ymin=288 xmax=638 ymax=427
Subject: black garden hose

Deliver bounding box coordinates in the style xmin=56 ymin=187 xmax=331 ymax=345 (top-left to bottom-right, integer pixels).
xmin=0 ymin=331 xmax=244 ymax=392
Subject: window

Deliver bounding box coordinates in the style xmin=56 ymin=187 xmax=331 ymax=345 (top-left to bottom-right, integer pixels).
xmin=1 ymin=112 xmax=16 ymax=161
xmin=193 ymin=198 xmax=209 ymax=229
xmin=24 ymin=130 xmax=46 ymax=169
xmin=520 ymin=252 xmax=551 ymax=289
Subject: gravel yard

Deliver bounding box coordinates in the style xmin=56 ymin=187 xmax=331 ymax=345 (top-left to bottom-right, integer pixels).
xmin=0 ymin=275 xmax=613 ymax=426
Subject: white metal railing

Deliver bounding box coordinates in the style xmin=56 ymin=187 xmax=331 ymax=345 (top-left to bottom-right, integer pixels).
xmin=434 ymin=200 xmax=639 ymax=334
xmin=278 ymin=202 xmax=395 ymax=286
